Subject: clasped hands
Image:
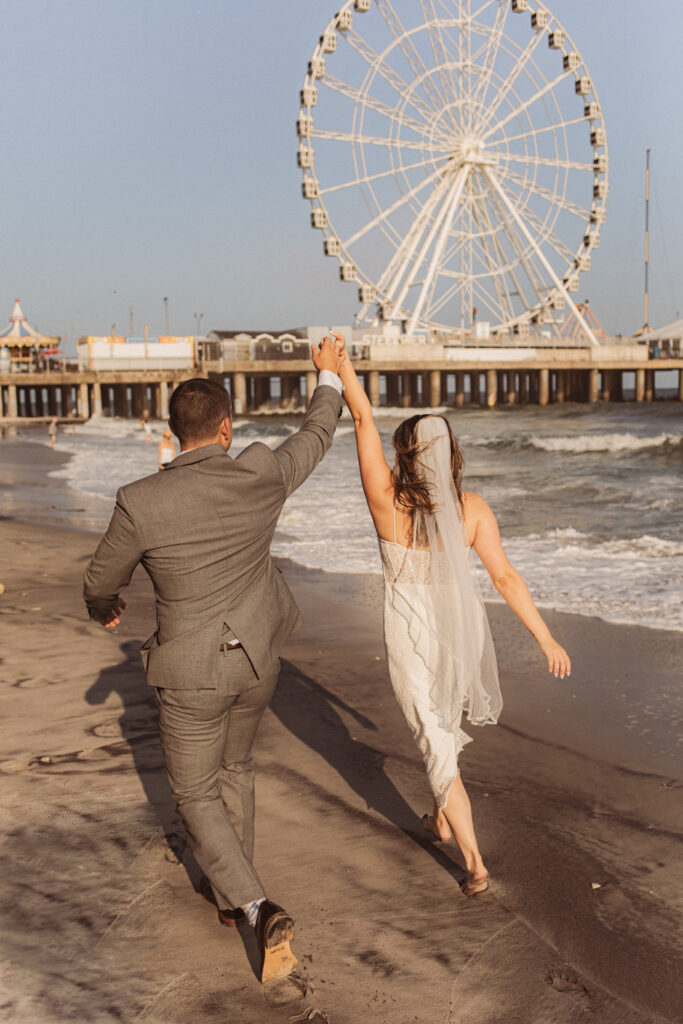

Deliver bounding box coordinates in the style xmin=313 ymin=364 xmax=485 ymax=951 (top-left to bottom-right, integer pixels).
xmin=311 ymin=330 xmax=348 ymax=375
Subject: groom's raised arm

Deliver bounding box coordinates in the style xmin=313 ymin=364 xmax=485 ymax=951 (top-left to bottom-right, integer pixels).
xmin=273 ymin=378 xmax=343 ymax=497
xmin=272 ymin=338 xmax=344 ymax=496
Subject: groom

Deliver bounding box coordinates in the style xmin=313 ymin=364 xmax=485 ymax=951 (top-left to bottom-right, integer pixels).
xmin=83 ymin=337 xmax=344 ymax=982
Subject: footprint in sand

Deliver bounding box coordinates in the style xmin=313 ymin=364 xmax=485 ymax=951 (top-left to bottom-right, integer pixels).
xmin=545 ymin=966 xmax=587 ymax=994
xmin=13 ymin=677 xmax=58 ymax=689
xmin=91 ymin=722 xmax=124 ymax=738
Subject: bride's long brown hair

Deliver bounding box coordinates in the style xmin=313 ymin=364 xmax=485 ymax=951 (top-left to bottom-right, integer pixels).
xmin=391 ymin=414 xmax=464 ymax=515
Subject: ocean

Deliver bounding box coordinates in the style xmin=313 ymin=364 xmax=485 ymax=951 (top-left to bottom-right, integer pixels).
xmin=11 ymin=400 xmax=683 ymax=632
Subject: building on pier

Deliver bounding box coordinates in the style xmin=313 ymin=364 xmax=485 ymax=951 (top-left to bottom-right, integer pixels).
xmin=77 ymin=334 xmax=195 ymax=371
xmin=640 ymin=318 xmax=683 ymax=359
xmin=0 ymin=298 xmax=60 ymax=371
xmin=204 ymin=327 xmax=354 ymax=365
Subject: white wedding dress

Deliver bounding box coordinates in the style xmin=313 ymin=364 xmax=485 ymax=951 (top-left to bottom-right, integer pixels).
xmin=379 ymin=417 xmax=502 ymax=808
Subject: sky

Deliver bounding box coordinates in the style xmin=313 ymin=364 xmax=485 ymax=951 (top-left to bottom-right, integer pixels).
xmin=0 ymin=0 xmax=681 ymax=352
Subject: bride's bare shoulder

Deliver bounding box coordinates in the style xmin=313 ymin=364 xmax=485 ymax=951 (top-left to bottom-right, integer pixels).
xmin=462 ymin=491 xmax=496 ymax=527
xmin=462 ymin=491 xmax=491 ymax=513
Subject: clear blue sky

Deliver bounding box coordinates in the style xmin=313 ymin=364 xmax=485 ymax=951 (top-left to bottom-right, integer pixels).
xmin=0 ymin=0 xmax=680 ymax=350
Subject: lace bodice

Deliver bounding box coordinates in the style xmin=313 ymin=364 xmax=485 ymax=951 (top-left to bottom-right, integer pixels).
xmin=379 ymin=538 xmax=460 ymax=586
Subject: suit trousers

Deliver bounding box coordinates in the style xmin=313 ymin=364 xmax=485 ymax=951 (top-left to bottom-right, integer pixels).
xmin=156 ymin=649 xmax=279 ymax=910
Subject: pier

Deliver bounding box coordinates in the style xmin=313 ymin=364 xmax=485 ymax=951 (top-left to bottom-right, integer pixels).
xmin=0 ymin=370 xmax=195 ymax=422
xmin=206 ymin=353 xmax=683 ymax=414
xmin=1 ymin=351 xmax=682 ymax=420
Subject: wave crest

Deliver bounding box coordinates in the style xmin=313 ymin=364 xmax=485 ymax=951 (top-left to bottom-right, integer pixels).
xmin=529 ymin=432 xmax=681 ymax=454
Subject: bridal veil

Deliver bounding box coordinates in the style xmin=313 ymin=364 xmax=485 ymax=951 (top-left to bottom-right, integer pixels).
xmin=390 ymin=416 xmax=503 ymax=738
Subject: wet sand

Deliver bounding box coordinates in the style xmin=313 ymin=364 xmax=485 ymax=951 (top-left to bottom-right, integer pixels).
xmin=0 ymin=442 xmax=682 ymax=1023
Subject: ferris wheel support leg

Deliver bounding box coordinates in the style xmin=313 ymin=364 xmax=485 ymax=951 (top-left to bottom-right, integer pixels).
xmin=484 ymin=178 xmax=552 ymax=326
xmin=379 ymin=174 xmax=452 ymax=312
xmin=405 ymin=165 xmax=470 ymax=334
xmin=483 ymin=168 xmax=600 ymax=347
xmin=386 ymin=171 xmax=463 ymax=324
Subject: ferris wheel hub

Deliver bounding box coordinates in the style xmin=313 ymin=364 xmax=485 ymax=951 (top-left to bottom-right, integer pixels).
xmin=455 ymin=135 xmax=485 ymax=163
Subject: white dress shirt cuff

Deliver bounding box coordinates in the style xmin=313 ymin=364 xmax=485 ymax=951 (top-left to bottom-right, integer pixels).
xmin=318 ymin=370 xmax=343 ymax=394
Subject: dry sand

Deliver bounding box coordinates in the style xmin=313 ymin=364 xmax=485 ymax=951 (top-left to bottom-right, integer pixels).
xmin=1 ymin=441 xmax=682 ymax=1023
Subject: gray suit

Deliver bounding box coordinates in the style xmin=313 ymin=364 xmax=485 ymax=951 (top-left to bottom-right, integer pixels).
xmin=84 ymin=383 xmax=342 ymax=908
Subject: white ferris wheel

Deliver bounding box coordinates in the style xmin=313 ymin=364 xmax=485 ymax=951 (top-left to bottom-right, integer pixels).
xmin=297 ymin=0 xmax=608 ymax=343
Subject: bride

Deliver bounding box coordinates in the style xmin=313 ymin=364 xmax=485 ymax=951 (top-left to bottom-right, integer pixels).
xmin=333 ymin=333 xmax=571 ymax=896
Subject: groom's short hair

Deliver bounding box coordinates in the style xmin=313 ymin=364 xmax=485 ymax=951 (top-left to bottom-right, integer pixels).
xmin=169 ymin=378 xmax=232 ymax=444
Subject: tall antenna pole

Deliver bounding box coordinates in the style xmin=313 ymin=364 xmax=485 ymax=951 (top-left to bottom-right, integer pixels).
xmin=644 ymin=148 xmax=651 ymax=332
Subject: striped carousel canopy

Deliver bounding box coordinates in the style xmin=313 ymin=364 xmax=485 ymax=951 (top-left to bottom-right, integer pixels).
xmin=0 ymin=298 xmax=45 ymax=347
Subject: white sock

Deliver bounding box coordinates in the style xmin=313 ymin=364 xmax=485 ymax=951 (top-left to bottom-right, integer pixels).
xmin=242 ymin=896 xmax=265 ymax=928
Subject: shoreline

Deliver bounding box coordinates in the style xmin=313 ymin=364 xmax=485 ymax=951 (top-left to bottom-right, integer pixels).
xmin=0 ymin=515 xmax=681 ymax=1022
xmin=1 ymin=430 xmax=681 ymax=635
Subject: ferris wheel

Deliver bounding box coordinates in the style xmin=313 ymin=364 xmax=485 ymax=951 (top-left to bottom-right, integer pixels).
xmin=297 ymin=0 xmax=607 ymax=342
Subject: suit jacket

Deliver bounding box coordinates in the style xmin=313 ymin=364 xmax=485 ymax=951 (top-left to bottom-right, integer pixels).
xmin=83 ymin=384 xmax=343 ymax=689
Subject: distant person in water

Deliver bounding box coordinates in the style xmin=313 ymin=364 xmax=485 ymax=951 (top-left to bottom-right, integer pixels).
xmin=48 ymin=417 xmax=58 ymax=447
xmin=335 ymin=331 xmax=571 ymax=898
xmin=141 ymin=416 xmax=152 ymax=444
xmin=157 ymin=429 xmax=175 ymax=470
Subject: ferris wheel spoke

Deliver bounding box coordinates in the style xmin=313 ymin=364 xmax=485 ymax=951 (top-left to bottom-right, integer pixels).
xmin=470 ymin=0 xmax=510 ymax=113
xmin=344 ymin=28 xmax=445 ymax=126
xmin=422 ymin=274 xmax=464 ymax=323
xmin=469 ymin=196 xmax=517 ymax=322
xmin=484 ymin=178 xmax=547 ymax=308
xmin=473 ymin=30 xmax=545 ymax=136
xmin=497 ymin=151 xmax=594 ymax=172
xmin=494 ymin=114 xmax=588 ymax=148
xmin=518 ymin=203 xmax=576 ymax=265
xmin=484 ymin=166 xmax=598 ymax=341
xmin=405 ymin=167 xmax=471 ymax=332
xmin=375 ymin=0 xmax=451 ymax=114
xmin=427 ymin=277 xmax=465 ymax=321
xmin=342 ymin=165 xmax=445 ymax=248
xmin=509 ymin=193 xmax=576 ymax=263
xmin=322 ymin=74 xmax=452 ymax=147
xmin=501 ymin=168 xmax=587 ymax=220
xmin=376 ymin=173 xmax=454 ymax=297
xmin=310 ymin=127 xmax=450 ymax=154
xmin=471 ymin=275 xmax=512 ymax=324
xmin=319 ymin=154 xmax=446 ymax=196
xmin=475 ymin=185 xmax=534 ymax=313
xmin=418 ymin=0 xmax=462 ymax=120
xmin=462 ymin=0 xmax=474 ymax=132
xmin=482 ymin=71 xmax=573 ymax=144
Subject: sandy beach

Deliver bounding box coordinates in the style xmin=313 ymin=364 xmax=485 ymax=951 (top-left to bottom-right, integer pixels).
xmin=1 ymin=440 xmax=682 ymax=1023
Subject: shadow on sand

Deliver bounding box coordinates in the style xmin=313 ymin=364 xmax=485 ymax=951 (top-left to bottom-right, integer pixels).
xmin=84 ymin=640 xmax=195 ymax=881
xmin=272 ymin=659 xmax=465 ymax=884
xmin=83 ymin=643 xmax=463 ymax=977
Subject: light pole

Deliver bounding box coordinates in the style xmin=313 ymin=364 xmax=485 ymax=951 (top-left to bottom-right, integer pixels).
xmin=163 ymin=297 xmax=169 ymax=335
xmin=194 ymin=312 xmax=204 ymax=337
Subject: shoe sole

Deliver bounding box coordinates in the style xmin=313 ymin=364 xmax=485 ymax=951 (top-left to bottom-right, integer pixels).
xmin=261 ymin=913 xmax=297 ymax=983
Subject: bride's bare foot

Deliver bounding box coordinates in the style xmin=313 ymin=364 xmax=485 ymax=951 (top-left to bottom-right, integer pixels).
xmin=421 ymin=808 xmax=452 ymax=842
xmin=460 ymin=868 xmax=489 ymax=896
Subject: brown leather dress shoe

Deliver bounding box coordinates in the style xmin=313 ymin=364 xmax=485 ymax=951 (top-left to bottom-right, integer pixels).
xmin=255 ymin=900 xmax=297 ymax=983
xmin=199 ymin=874 xmax=245 ymax=928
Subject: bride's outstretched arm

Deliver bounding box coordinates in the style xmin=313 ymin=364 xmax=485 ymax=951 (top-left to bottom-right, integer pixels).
xmin=465 ymin=492 xmax=571 ymax=679
xmin=330 ymin=332 xmax=393 ymax=513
